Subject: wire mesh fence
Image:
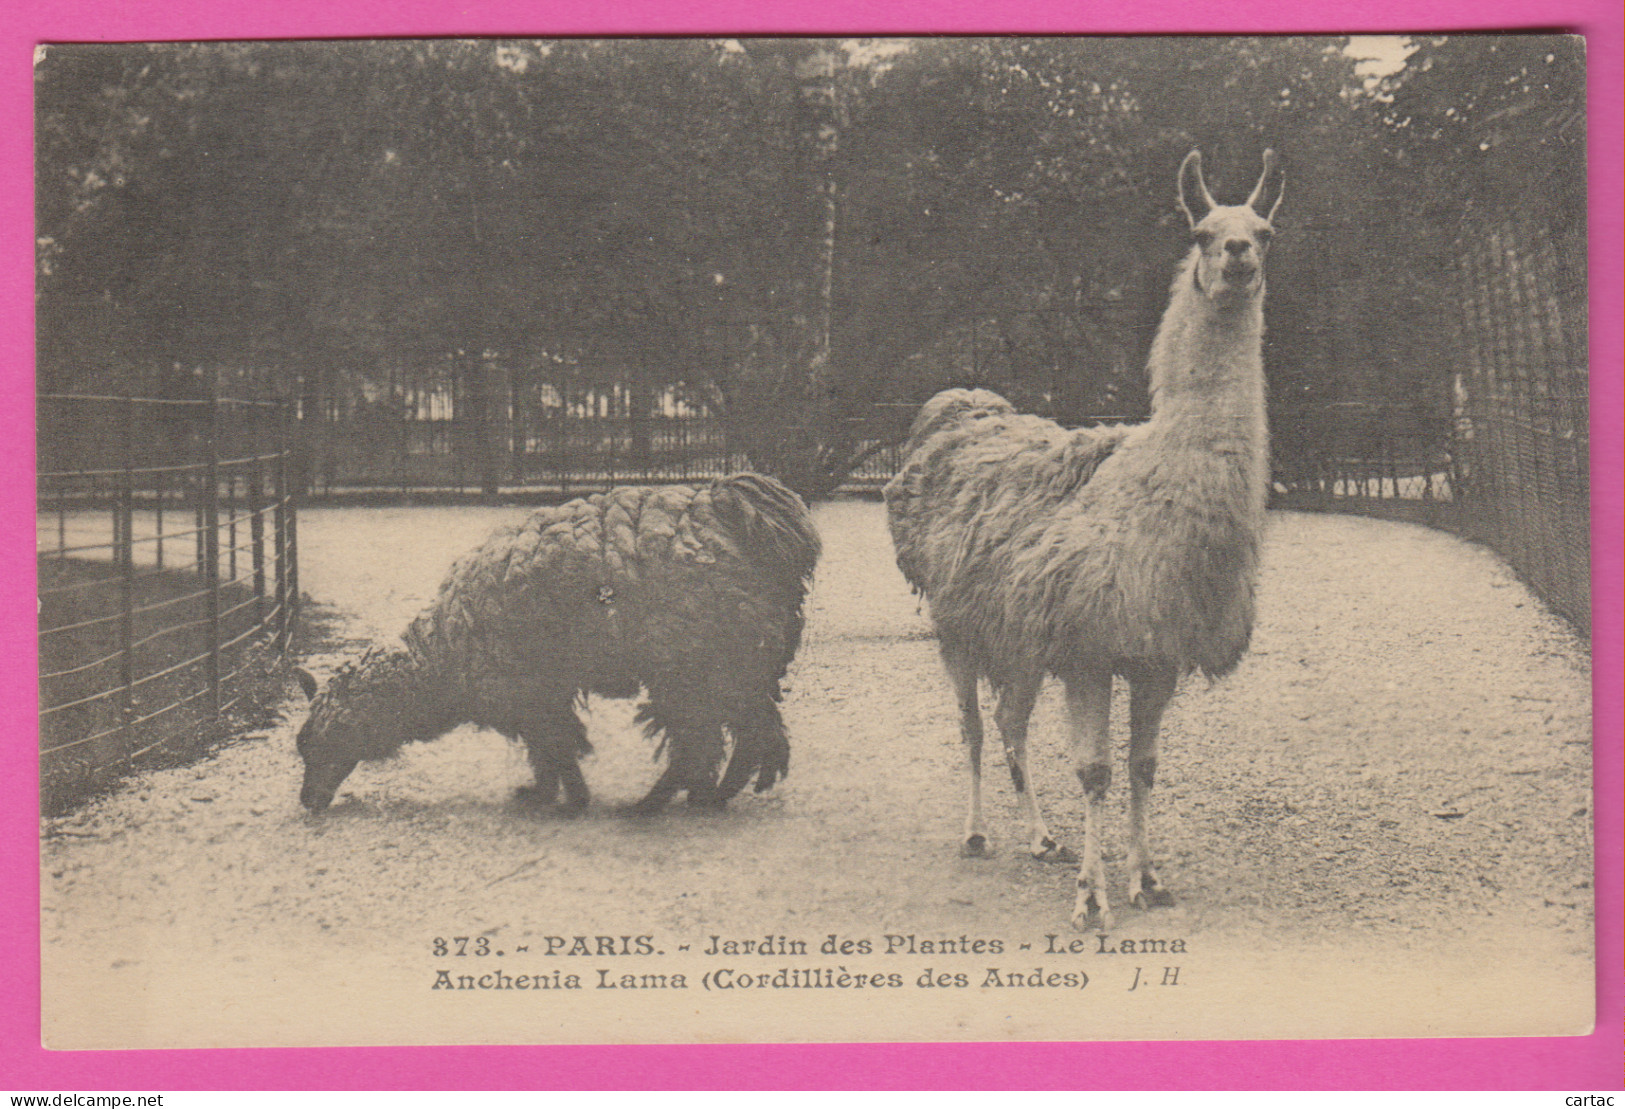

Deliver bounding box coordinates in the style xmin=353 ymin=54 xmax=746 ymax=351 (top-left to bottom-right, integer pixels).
xmin=1270 ymin=203 xmax=1589 ymax=636
xmin=37 ymin=391 xmax=300 ymax=812
xmin=1449 ymin=211 xmax=1589 ymax=634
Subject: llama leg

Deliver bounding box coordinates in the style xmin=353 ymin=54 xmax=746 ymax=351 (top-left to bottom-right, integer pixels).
xmin=631 ymin=692 xmax=727 ymax=813
xmin=518 ymin=708 xmax=590 ymax=813
xmin=752 ymin=704 xmax=791 ymax=792
xmin=714 ymin=724 xmax=760 ymax=804
xmin=717 ymin=699 xmax=789 ymax=802
xmin=629 ymin=700 xmax=681 ymax=814
xmin=556 ymin=754 xmax=590 ymax=811
xmin=520 ymin=758 xmax=561 ymax=806
xmin=940 ymin=643 xmax=988 ymax=857
xmin=1127 ymin=667 xmax=1178 ymax=909
xmin=995 ymin=672 xmax=1072 ymax=862
xmin=1065 ymin=669 xmax=1114 ymax=932
xmin=519 ymin=742 xmax=589 ymax=812
xmin=675 ymin=716 xmax=729 ymax=810
xmin=628 ymin=732 xmax=695 ymax=814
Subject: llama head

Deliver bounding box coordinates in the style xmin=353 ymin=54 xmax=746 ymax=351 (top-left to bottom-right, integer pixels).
xmin=1178 ymin=149 xmax=1284 ymax=303
xmin=292 ymin=646 xmax=428 ymax=812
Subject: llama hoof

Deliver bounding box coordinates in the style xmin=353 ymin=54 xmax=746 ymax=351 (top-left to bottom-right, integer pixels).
xmin=960 ymin=834 xmax=989 ymax=858
xmin=1071 ymin=889 xmax=1111 ymax=933
xmin=515 ymin=786 xmax=585 ymax=817
xmin=1130 ymin=886 xmax=1176 ymax=910
xmin=1030 ymin=838 xmax=1077 ymax=864
xmin=685 ymin=792 xmax=727 ymax=812
xmin=1070 ymin=907 xmax=1109 ymax=933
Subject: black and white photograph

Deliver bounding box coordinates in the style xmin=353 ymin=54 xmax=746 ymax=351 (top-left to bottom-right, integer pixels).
xmin=34 ymin=35 xmax=1594 ymax=1049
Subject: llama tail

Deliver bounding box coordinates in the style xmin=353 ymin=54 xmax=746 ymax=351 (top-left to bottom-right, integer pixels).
xmin=709 ymin=472 xmax=822 ymax=589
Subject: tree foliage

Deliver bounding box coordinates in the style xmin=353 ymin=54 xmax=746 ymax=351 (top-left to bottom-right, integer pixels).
xmin=35 ymin=35 xmax=1582 ymax=495
xmin=1353 ymin=35 xmax=1585 ymax=410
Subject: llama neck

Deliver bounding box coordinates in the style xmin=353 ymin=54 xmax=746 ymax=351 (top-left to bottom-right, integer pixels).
xmin=1145 ymin=251 xmax=1268 ymax=438
xmin=351 ymin=644 xmax=457 ymax=748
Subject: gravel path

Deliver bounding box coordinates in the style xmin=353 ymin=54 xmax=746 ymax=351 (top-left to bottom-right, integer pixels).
xmin=41 ymin=501 xmax=1594 ymax=1047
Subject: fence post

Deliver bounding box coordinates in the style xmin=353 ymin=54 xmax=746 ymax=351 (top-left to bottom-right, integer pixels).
xmin=273 ymin=398 xmax=290 ymax=653
xmin=472 ymin=356 xmax=499 ymax=499
xmin=250 ymin=400 xmax=266 ymax=626
xmin=227 ymin=471 xmax=239 ymax=584
xmin=194 ymin=408 xmax=207 ymax=575
xmin=399 ymin=365 xmax=411 ymax=498
xmin=155 ymin=445 xmax=167 ymax=569
xmin=510 ymin=371 xmax=523 ymax=486
xmin=558 ymin=388 xmax=571 ymax=498
xmin=284 ymin=397 xmax=301 ymax=638
xmin=204 ymin=376 xmax=221 ymax=720
xmin=119 ymin=394 xmax=136 ymax=749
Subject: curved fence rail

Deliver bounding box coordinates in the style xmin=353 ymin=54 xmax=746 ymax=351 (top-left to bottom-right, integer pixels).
xmin=38 ymin=392 xmax=300 ymax=812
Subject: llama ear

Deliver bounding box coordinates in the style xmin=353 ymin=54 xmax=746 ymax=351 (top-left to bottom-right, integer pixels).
xmin=1248 ymin=149 xmax=1285 ymax=222
xmin=1177 ymin=150 xmax=1213 ymax=229
xmin=294 ymin=667 xmax=319 ymax=701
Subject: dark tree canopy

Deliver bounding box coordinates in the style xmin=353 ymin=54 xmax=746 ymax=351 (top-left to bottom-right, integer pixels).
xmin=35 ymin=35 xmax=1584 ymax=496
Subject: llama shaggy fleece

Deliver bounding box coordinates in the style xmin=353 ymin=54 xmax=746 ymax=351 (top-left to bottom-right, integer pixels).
xmin=295 ymin=472 xmax=821 ymax=813
xmin=885 ymin=244 xmax=1271 ymax=683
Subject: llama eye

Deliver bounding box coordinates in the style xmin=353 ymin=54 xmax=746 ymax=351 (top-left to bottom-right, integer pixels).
xmin=1194 ymin=231 xmax=1214 ymax=248
xmin=1257 ymin=229 xmax=1274 ymax=245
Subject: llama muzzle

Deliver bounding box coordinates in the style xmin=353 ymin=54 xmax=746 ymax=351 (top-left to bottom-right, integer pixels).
xmin=300 ymin=757 xmax=358 ymax=812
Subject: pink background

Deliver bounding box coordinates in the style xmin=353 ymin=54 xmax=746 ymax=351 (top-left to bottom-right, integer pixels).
xmin=3 ymin=0 xmax=1619 ymax=1090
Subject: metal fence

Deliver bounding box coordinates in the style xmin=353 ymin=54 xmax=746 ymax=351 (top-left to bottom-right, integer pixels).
xmin=302 ymin=374 xmax=759 ymax=497
xmin=1449 ymin=212 xmax=1589 ymax=634
xmin=37 ymin=392 xmax=300 ymax=811
xmin=298 ymin=362 xmax=1589 ymax=640
xmin=1272 ymin=207 xmax=1589 ymax=636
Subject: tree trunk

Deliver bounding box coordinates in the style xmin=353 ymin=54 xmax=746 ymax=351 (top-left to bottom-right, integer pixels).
xmin=795 ymin=45 xmax=841 ymax=402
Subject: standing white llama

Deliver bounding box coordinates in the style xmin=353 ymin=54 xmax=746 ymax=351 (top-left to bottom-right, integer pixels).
xmin=885 ymin=149 xmax=1284 ymax=931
